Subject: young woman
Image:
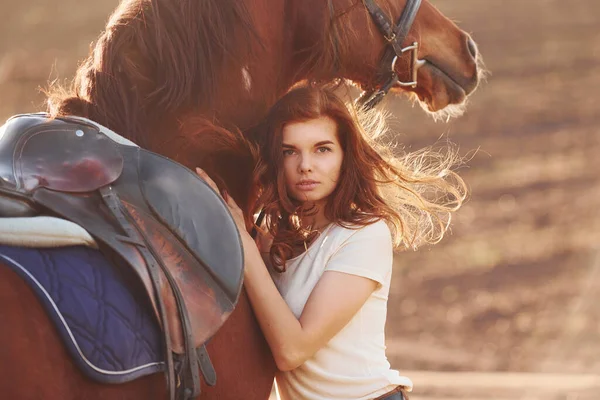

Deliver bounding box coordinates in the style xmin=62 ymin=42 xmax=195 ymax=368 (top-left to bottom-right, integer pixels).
xmin=197 ymin=85 xmax=466 ymax=400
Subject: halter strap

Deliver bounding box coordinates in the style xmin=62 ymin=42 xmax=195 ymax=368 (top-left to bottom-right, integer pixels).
xmin=359 ymin=0 xmax=422 ymax=109
xmin=363 ymin=0 xmax=421 ymax=55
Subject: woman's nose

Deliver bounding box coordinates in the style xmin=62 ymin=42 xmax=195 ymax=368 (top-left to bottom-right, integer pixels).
xmin=299 ymin=154 xmax=313 ymax=172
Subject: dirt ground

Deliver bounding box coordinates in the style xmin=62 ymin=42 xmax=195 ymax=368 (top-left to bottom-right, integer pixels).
xmin=2 ymin=0 xmax=600 ymax=399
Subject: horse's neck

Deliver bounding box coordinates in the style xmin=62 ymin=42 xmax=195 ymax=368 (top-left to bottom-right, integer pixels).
xmin=205 ymin=0 xmax=337 ymax=129
xmin=80 ymin=0 xmax=335 ymax=155
xmin=202 ymin=0 xmax=288 ymax=129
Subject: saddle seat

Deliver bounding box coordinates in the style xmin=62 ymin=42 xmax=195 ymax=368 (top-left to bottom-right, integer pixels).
xmin=0 ymin=113 xmax=244 ymax=399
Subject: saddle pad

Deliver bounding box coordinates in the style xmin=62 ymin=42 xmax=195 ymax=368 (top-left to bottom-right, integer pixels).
xmin=0 ymin=216 xmax=98 ymax=248
xmin=0 ymin=244 xmax=165 ymax=384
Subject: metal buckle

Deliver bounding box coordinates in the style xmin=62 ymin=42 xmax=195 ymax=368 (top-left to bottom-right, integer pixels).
xmin=392 ymin=42 xmax=419 ymax=88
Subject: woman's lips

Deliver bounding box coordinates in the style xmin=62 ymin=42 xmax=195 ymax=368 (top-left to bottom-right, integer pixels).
xmin=296 ymin=180 xmax=319 ymax=191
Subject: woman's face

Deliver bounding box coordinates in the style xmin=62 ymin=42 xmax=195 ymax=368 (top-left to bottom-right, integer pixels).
xmin=281 ymin=116 xmax=344 ymax=206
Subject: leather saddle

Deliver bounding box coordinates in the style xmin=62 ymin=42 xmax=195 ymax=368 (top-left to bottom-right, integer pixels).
xmin=0 ymin=113 xmax=244 ymax=400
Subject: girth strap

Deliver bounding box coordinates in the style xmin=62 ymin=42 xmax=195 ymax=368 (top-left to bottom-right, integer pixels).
xmin=197 ymin=345 xmax=217 ymax=386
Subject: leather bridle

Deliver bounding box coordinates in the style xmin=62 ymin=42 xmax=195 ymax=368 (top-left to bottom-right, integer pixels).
xmin=359 ymin=0 xmax=422 ymax=109
xmin=328 ymin=0 xmax=423 ymax=109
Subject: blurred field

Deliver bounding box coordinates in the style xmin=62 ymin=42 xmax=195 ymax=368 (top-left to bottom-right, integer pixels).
xmin=2 ymin=0 xmax=600 ymax=399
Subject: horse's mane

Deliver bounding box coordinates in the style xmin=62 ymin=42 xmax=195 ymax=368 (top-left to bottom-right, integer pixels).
xmin=47 ymin=0 xmax=259 ymax=146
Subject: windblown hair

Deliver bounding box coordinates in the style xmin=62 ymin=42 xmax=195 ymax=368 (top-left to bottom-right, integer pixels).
xmin=254 ymin=85 xmax=468 ymax=271
xmin=45 ymin=0 xmax=257 ymax=147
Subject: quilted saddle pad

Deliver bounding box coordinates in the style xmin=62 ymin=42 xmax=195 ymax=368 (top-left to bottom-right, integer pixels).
xmin=0 ymin=244 xmax=165 ymax=384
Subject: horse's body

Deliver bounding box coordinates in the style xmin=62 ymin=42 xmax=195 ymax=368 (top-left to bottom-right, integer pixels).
xmin=0 ymin=0 xmax=482 ymax=399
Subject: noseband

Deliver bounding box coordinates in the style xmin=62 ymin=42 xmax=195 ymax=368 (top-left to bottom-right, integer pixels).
xmin=328 ymin=0 xmax=422 ymax=109
xmin=359 ymin=0 xmax=422 ymax=109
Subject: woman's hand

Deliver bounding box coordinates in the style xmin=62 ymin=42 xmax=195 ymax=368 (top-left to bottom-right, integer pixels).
xmin=255 ymin=228 xmax=274 ymax=254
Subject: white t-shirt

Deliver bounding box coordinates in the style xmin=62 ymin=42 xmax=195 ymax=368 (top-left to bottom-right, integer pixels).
xmin=270 ymin=220 xmax=413 ymax=400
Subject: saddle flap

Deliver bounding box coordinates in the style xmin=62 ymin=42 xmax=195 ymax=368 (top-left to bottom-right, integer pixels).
xmin=137 ymin=151 xmax=244 ymax=303
xmin=12 ymin=118 xmax=123 ymax=193
xmin=123 ymin=202 xmax=237 ymax=351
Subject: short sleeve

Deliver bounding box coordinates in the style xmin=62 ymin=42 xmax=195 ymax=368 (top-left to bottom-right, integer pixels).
xmin=324 ymin=221 xmax=393 ymax=286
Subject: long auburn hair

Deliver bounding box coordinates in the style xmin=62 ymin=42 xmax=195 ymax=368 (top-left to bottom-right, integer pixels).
xmin=253 ymin=84 xmax=468 ymax=271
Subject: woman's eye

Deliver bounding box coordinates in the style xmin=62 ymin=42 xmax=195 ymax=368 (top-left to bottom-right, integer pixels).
xmin=317 ymin=147 xmax=331 ymax=153
xmin=283 ymin=149 xmax=295 ymax=156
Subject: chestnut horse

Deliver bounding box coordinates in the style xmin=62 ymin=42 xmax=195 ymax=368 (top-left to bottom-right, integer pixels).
xmin=0 ymin=0 xmax=482 ymax=399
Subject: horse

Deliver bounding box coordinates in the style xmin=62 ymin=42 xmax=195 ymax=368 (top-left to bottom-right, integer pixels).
xmin=0 ymin=0 xmax=482 ymax=399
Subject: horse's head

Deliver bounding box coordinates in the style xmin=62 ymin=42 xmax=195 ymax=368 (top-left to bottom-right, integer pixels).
xmin=295 ymin=0 xmax=483 ymax=118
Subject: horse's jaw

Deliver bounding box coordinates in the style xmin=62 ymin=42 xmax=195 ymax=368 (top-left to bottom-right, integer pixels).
xmin=394 ymin=51 xmax=486 ymax=121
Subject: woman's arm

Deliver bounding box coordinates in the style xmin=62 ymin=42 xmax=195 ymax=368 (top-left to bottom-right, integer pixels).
xmin=196 ymin=168 xmax=378 ymax=371
xmin=242 ymin=240 xmax=378 ymax=371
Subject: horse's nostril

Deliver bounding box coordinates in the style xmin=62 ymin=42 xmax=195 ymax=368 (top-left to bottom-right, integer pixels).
xmin=467 ymin=37 xmax=478 ymax=60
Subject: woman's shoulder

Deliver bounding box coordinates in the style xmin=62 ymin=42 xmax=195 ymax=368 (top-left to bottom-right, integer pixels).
xmin=358 ymin=219 xmax=391 ymax=236
xmin=324 ymin=219 xmax=394 ymax=277
xmin=330 ymin=219 xmax=391 ymax=242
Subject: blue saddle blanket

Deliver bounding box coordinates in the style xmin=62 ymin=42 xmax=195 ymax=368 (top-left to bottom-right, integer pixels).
xmin=0 ymin=244 xmax=164 ymax=384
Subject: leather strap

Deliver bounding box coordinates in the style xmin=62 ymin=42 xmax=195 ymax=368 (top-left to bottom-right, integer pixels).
xmin=99 ymin=186 xmax=178 ymax=400
xmin=363 ymin=0 xmax=421 ymax=54
xmin=101 ymin=185 xmax=206 ymax=400
xmin=359 ymin=0 xmax=422 ymax=109
xmin=197 ymin=345 xmax=217 ymax=386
